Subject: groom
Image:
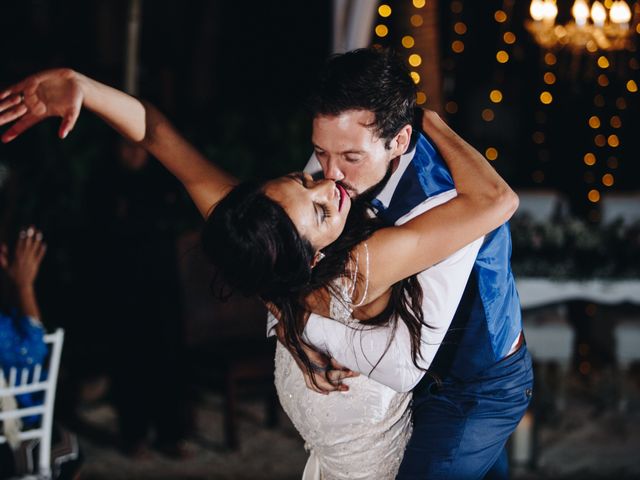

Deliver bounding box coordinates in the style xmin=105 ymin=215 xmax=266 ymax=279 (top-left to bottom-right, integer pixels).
xmin=274 ymin=48 xmax=533 ymax=479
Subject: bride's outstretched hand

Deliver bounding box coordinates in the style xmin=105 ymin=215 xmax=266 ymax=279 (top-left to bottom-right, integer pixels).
xmin=0 ymin=68 xmax=83 ymax=143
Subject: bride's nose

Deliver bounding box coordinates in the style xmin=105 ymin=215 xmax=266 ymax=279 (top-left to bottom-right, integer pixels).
xmin=311 ymin=179 xmax=336 ymax=199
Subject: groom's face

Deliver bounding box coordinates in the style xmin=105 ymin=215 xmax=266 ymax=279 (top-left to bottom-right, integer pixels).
xmin=312 ymin=110 xmax=410 ymax=198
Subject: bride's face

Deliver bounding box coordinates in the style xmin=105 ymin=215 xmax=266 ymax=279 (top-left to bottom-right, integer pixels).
xmin=263 ymin=172 xmax=352 ymax=251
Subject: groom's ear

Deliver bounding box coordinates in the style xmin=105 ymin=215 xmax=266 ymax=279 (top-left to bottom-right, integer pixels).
xmin=390 ymin=125 xmax=412 ymax=157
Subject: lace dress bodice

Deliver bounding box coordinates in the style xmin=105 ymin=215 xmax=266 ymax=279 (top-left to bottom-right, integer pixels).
xmin=274 ymin=270 xmax=412 ymax=480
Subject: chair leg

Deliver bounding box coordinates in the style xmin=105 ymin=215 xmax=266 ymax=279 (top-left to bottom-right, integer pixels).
xmin=223 ymin=369 xmax=238 ymax=450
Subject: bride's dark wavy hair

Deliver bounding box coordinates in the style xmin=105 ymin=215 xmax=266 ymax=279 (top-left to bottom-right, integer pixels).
xmin=202 ymin=180 xmax=426 ymax=386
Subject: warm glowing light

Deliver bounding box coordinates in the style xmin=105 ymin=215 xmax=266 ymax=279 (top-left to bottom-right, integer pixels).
xmin=410 ymin=71 xmax=421 ymax=84
xmin=485 ymin=147 xmax=498 ymax=160
xmin=540 ymin=91 xmax=553 ymax=104
xmin=544 ymin=72 xmax=556 ymax=84
xmin=490 ymin=89 xmax=503 ymax=103
xmin=588 ymin=189 xmax=601 ymax=203
xmin=595 ymin=134 xmax=606 ymax=147
xmin=533 ymin=131 xmax=545 ymax=144
xmin=610 ymin=1 xmax=632 ymax=25
xmin=417 ymin=91 xmax=427 ymax=104
xmin=627 ymin=80 xmax=638 ymax=92
xmin=375 ymin=25 xmax=389 ymax=37
xmin=503 ymin=31 xmax=516 ymax=44
xmin=591 ymin=1 xmax=606 ymax=27
xmin=597 ymin=74 xmax=609 ymax=87
xmin=610 ymin=116 xmax=622 ymax=128
xmin=616 ymin=97 xmax=627 ymax=109
xmin=602 ymin=173 xmax=614 ymax=186
xmin=586 ymin=41 xmax=598 ymax=53
xmin=494 ymin=10 xmax=507 ymax=23
xmin=482 ymin=108 xmax=495 ymax=121
xmin=378 ymin=4 xmax=392 ymax=17
xmin=402 ymin=36 xmax=415 ymax=48
xmin=445 ymin=101 xmax=458 ymax=114
xmin=571 ymin=0 xmax=589 ymax=26
xmin=604 ymin=0 xmax=613 ymax=8
xmin=530 ymin=0 xmax=545 ymax=21
xmin=452 ymin=40 xmax=465 ymax=53
xmin=542 ymin=0 xmax=559 ymax=23
xmin=608 ymin=134 xmax=620 ymax=147
xmin=544 ymin=52 xmax=557 ymax=65
xmin=496 ymin=50 xmax=509 ymax=63
xmin=588 ymin=116 xmax=601 ymax=128
xmin=411 ymin=14 xmax=424 ymax=27
xmin=584 ymin=153 xmax=596 ymax=165
xmin=409 ymin=54 xmax=422 ymax=67
xmin=454 ymin=22 xmax=467 ymax=35
xmin=597 ymin=56 xmax=610 ymax=69
xmin=413 ymin=0 xmax=426 ymax=8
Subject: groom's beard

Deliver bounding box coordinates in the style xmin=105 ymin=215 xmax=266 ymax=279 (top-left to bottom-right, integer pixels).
xmin=348 ymin=157 xmax=397 ymax=205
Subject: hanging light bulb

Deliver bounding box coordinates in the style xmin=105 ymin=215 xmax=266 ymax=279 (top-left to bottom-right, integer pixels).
xmin=591 ymin=1 xmax=607 ymax=27
xmin=610 ymin=1 xmax=632 ymax=29
xmin=542 ymin=0 xmax=559 ymax=24
xmin=530 ymin=0 xmax=546 ymax=21
xmin=572 ymin=0 xmax=590 ymax=27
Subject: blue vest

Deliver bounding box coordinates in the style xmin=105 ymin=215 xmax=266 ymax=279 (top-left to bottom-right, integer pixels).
xmin=374 ymin=133 xmax=522 ymax=379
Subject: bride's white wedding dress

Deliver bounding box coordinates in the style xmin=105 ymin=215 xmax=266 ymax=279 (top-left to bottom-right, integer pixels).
xmin=274 ymin=343 xmax=412 ymax=480
xmin=274 ymin=265 xmax=412 ymax=480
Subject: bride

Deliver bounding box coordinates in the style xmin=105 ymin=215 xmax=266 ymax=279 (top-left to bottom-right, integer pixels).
xmin=0 ymin=69 xmax=516 ymax=479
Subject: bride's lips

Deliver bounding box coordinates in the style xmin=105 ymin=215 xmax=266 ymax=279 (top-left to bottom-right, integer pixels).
xmin=336 ymin=183 xmax=349 ymax=212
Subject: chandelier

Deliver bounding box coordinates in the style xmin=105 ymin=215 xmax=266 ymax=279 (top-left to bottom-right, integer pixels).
xmin=526 ymin=0 xmax=636 ymax=52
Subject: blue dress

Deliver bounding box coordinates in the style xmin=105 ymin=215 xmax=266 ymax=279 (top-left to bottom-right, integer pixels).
xmin=0 ymin=310 xmax=48 ymax=425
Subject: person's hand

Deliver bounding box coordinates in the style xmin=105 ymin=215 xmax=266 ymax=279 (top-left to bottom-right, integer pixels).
xmin=294 ymin=340 xmax=360 ymax=395
xmin=0 ymin=227 xmax=47 ymax=290
xmin=0 ymin=68 xmax=83 ymax=143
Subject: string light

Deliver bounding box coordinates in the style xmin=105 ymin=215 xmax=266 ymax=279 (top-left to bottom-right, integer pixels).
xmin=445 ymin=101 xmax=458 ymax=114
xmin=602 ymin=173 xmax=614 ymax=186
xmin=627 ymin=80 xmax=638 ymax=92
xmin=597 ymin=56 xmax=610 ymax=69
xmin=485 ymin=147 xmax=499 ymax=160
xmin=588 ymin=115 xmax=601 ymax=128
xmin=494 ymin=10 xmax=507 ymax=23
xmin=496 ymin=50 xmax=510 ymax=63
xmin=482 ymin=108 xmax=495 ymax=121
xmin=543 ymin=72 xmax=556 ymax=84
xmin=544 ymin=52 xmax=557 ymax=65
xmin=402 ymin=36 xmax=415 ymax=48
xmin=594 ymin=134 xmax=606 ymax=147
xmin=410 ymin=14 xmax=424 ymax=27
xmin=584 ymin=153 xmax=597 ymax=165
xmin=597 ymin=74 xmax=610 ymax=87
xmin=490 ymin=89 xmax=503 ymax=103
xmin=413 ymin=0 xmax=426 ymax=8
xmin=607 ymin=134 xmax=620 ymax=147
xmin=588 ymin=189 xmax=601 ymax=203
xmin=416 ymin=91 xmax=427 ymax=104
xmin=408 ymin=54 xmax=422 ymax=67
xmin=410 ymin=71 xmax=421 ymax=84
xmin=378 ymin=4 xmax=392 ymax=17
xmin=540 ymin=91 xmax=553 ymax=104
xmin=610 ymin=116 xmax=622 ymax=128
xmin=503 ymin=31 xmax=516 ymax=44
xmin=375 ymin=25 xmax=389 ymax=37
xmin=452 ymin=40 xmax=465 ymax=53
xmin=454 ymin=22 xmax=467 ymax=34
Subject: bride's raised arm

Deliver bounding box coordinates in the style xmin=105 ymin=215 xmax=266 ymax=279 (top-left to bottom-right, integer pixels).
xmin=0 ymin=69 xmax=236 ymax=217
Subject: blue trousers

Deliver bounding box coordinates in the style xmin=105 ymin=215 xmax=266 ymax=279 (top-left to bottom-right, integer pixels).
xmin=396 ymin=344 xmax=534 ymax=480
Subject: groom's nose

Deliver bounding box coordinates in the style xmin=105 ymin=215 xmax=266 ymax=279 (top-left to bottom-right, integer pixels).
xmin=323 ymin=158 xmax=345 ymax=182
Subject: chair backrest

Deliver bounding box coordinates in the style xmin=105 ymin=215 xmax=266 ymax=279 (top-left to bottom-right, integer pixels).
xmin=0 ymin=328 xmax=64 ymax=479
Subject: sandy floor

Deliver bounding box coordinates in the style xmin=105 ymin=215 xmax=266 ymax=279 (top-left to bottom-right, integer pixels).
xmin=73 ymin=379 xmax=640 ymax=479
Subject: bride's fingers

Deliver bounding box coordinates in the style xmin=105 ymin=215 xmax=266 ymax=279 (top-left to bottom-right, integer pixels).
xmin=2 ymin=114 xmax=40 ymax=143
xmin=59 ymin=107 xmax=80 ymax=139
xmin=0 ymin=94 xmax=22 ymax=114
xmin=0 ymin=103 xmax=28 ymax=126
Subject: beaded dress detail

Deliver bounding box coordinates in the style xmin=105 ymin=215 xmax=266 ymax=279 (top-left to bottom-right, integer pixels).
xmin=274 ymin=244 xmax=412 ymax=479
